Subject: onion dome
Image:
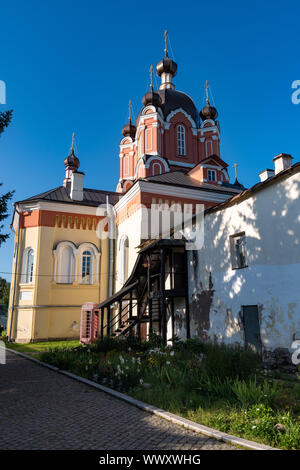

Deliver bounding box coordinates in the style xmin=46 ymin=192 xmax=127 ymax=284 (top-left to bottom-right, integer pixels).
xmin=121 ymin=99 xmax=136 ymax=138
xmin=156 ymin=30 xmax=177 ymax=90
xmin=156 ymin=56 xmax=177 ymax=78
xmin=142 ymin=66 xmax=162 ymax=108
xmin=64 ymin=134 xmax=80 ymax=172
xmin=142 ymin=88 xmax=162 ymax=108
xmin=121 ymin=120 xmax=136 ymax=138
xmin=200 ymin=80 xmax=218 ymax=122
xmin=64 ymin=149 xmax=80 ymax=171
xmin=200 ymin=103 xmax=218 ymax=121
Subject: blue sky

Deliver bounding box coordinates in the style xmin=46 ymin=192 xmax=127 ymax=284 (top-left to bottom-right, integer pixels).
xmin=1 ymin=0 xmax=300 ymax=280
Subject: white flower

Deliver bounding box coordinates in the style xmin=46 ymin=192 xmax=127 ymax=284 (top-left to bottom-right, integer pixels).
xmin=252 ymin=426 xmax=256 ymax=429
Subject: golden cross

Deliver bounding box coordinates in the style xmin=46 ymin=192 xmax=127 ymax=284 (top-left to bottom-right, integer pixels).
xmin=164 ymin=30 xmax=168 ymax=56
xmin=233 ymin=163 xmax=238 ymax=180
xmin=205 ymin=80 xmax=210 ymax=105
xmin=150 ymin=65 xmax=154 ymax=90
xmin=128 ymin=99 xmax=132 ymax=122
xmin=71 ymin=132 xmax=75 ymax=152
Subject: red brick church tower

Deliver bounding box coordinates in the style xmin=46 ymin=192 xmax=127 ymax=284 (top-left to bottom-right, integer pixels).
xmin=117 ymin=31 xmax=231 ymax=194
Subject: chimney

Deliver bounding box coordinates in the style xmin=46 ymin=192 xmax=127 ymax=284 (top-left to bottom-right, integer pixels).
xmin=70 ymin=171 xmax=84 ymax=201
xmin=273 ymin=153 xmax=293 ymax=175
xmin=259 ymin=168 xmax=275 ymax=182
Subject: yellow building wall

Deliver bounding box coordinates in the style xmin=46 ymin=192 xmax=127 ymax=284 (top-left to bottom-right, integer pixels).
xmin=8 ymin=214 xmax=110 ymax=342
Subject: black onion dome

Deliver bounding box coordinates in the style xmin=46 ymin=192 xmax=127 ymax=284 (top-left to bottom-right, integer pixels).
xmin=121 ymin=121 xmax=136 ymax=139
xmin=200 ymin=103 xmax=218 ymax=121
xmin=142 ymin=89 xmax=162 ymax=108
xmin=64 ymin=149 xmax=80 ymax=171
xmin=158 ymin=88 xmax=199 ymax=125
xmin=156 ymin=57 xmax=177 ymax=77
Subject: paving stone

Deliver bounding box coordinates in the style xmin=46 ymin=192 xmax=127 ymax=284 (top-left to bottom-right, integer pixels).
xmin=0 ymin=351 xmax=236 ymax=450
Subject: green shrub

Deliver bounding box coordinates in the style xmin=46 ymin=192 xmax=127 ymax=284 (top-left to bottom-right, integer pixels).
xmin=202 ymin=342 xmax=260 ymax=381
xmin=96 ymin=336 xmax=126 ymax=353
xmin=231 ymin=377 xmax=278 ymax=406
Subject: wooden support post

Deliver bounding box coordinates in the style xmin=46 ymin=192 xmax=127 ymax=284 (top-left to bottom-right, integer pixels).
xmin=169 ymin=251 xmax=175 ymax=341
xmin=160 ymin=247 xmax=167 ymax=344
xmin=107 ymin=305 xmax=111 ymax=336
xmin=100 ymin=307 xmax=104 ymax=339
xmin=147 ymin=255 xmax=153 ymax=334
xmin=171 ymin=297 xmax=175 ymax=341
xmin=129 ymin=290 xmax=133 ymax=319
xmin=184 ymin=250 xmax=190 ymax=339
xmin=118 ymin=301 xmax=122 ymax=328
xmin=136 ymin=301 xmax=141 ymax=339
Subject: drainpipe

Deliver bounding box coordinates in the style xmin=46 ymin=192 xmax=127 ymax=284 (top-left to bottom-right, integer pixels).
xmin=8 ymin=206 xmax=20 ymax=342
xmin=106 ymin=195 xmax=114 ymax=297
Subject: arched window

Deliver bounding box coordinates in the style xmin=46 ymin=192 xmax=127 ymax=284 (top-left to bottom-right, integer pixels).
xmin=58 ymin=245 xmax=74 ymax=283
xmin=119 ymin=235 xmax=129 ymax=285
xmin=177 ymin=125 xmax=186 ymax=156
xmin=53 ymin=242 xmax=76 ymax=284
xmin=81 ymin=250 xmax=92 ymax=284
xmin=23 ymin=249 xmax=34 ymax=284
xmin=152 ymin=162 xmax=162 ymax=176
xmin=205 ymin=140 xmax=213 ymax=157
xmin=78 ymin=243 xmax=100 ymax=284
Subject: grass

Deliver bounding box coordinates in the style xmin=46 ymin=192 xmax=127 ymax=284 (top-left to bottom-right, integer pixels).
xmin=37 ymin=335 xmax=300 ymax=449
xmin=5 ymin=339 xmax=80 ymax=354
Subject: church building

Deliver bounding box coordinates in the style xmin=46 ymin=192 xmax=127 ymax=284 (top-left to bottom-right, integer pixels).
xmin=8 ymin=33 xmax=249 ymax=343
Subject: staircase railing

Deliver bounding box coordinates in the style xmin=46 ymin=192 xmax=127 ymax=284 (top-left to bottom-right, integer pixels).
xmin=100 ymin=278 xmax=150 ymax=339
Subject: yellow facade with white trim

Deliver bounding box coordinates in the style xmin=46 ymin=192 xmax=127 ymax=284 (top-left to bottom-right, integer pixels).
xmin=8 ymin=206 xmax=110 ymax=343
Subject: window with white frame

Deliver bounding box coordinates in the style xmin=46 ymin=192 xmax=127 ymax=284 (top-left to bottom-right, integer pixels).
xmin=205 ymin=140 xmax=213 ymax=157
xmin=53 ymin=241 xmax=99 ymax=285
xmin=20 ymin=247 xmax=34 ymax=284
xmin=119 ymin=235 xmax=129 ymax=285
xmin=230 ymin=232 xmax=247 ymax=269
xmin=78 ymin=243 xmax=100 ymax=284
xmin=81 ymin=250 xmax=92 ymax=284
xmin=207 ymin=169 xmax=217 ymax=182
xmin=177 ymin=125 xmax=186 ymax=156
xmin=152 ymin=162 xmax=162 ymax=176
xmin=53 ymin=242 xmax=75 ymax=284
xmin=58 ymin=245 xmax=74 ymax=283
xmin=25 ymin=249 xmax=34 ymax=283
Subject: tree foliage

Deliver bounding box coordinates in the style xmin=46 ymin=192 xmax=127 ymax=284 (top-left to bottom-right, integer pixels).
xmin=0 ymin=110 xmax=13 ymax=136
xmin=0 ymin=109 xmax=14 ymax=246
xmin=0 ymin=276 xmax=10 ymax=314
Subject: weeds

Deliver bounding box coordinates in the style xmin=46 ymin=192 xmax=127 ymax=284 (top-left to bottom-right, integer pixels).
xmin=39 ymin=336 xmax=300 ymax=449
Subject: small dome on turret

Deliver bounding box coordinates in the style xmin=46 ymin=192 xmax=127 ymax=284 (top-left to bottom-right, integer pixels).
xmin=121 ymin=99 xmax=136 ymax=139
xmin=200 ymin=80 xmax=218 ymax=122
xmin=64 ymin=149 xmax=80 ymax=171
xmin=142 ymin=88 xmax=162 ymax=108
xmin=121 ymin=121 xmax=136 ymax=139
xmin=64 ymin=134 xmax=80 ymax=172
xmin=200 ymin=103 xmax=218 ymax=122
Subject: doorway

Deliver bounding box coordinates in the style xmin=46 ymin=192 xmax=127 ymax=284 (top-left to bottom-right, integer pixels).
xmin=242 ymin=305 xmax=262 ymax=355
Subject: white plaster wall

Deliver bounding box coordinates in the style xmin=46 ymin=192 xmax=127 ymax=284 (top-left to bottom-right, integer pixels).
xmin=115 ymin=207 xmax=147 ymax=290
xmin=189 ymin=170 xmax=300 ymax=352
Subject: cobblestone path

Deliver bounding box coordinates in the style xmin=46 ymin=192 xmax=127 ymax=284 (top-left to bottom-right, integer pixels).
xmin=0 ymin=351 xmax=236 ymax=450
